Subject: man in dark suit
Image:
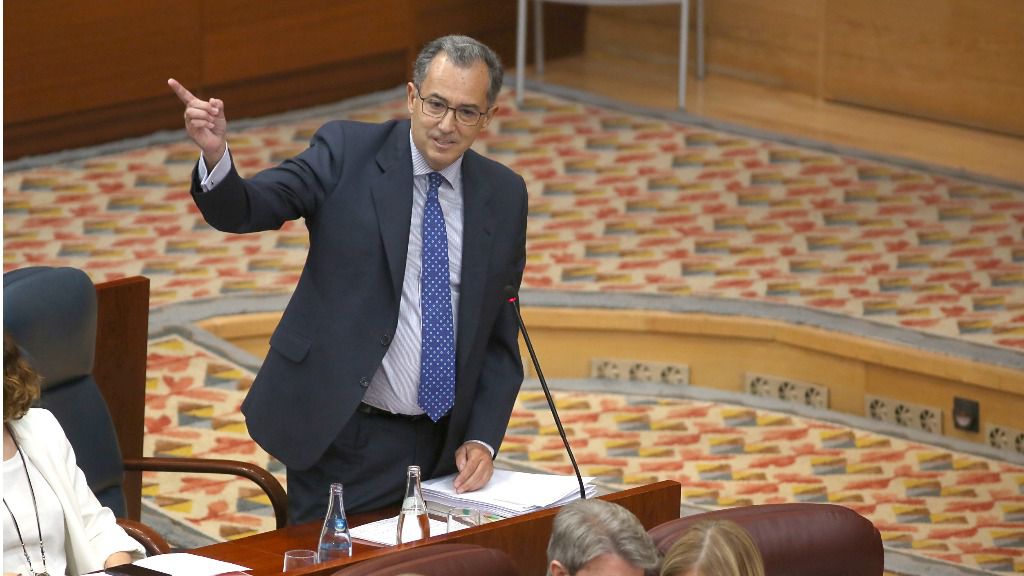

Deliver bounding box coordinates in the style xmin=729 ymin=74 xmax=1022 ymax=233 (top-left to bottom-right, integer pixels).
xmin=168 ymin=35 xmax=528 ymax=523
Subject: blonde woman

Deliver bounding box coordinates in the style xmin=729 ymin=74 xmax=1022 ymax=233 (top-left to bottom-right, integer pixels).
xmin=660 ymin=520 xmax=765 ymax=576
xmin=3 ymin=333 xmax=144 ymax=576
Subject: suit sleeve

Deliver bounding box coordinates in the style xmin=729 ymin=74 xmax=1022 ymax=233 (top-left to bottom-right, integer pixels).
xmin=191 ymin=122 xmax=346 ymax=233
xmin=463 ymin=177 xmax=529 ymax=452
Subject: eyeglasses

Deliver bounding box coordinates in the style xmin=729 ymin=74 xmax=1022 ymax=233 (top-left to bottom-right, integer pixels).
xmin=416 ymin=90 xmax=487 ymax=126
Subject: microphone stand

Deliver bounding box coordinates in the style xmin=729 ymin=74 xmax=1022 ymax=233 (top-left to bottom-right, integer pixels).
xmin=506 ymin=288 xmax=587 ymax=500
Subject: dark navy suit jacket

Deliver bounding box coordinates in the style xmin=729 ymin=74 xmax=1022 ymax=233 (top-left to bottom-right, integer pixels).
xmin=192 ymin=119 xmax=528 ymax=473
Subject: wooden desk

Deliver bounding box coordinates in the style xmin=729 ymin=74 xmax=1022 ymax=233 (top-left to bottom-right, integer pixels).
xmin=194 ymin=480 xmax=681 ymax=575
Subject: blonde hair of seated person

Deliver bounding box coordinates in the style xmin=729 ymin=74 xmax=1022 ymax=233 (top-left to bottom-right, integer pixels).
xmin=660 ymin=520 xmax=765 ymax=576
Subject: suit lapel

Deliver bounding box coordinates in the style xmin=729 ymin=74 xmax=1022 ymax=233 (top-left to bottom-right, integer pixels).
xmin=455 ymin=150 xmax=496 ymax=374
xmin=371 ymin=122 xmax=415 ymax=304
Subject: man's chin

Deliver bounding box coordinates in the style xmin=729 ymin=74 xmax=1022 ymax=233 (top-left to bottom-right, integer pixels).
xmin=427 ymin=152 xmax=457 ymax=170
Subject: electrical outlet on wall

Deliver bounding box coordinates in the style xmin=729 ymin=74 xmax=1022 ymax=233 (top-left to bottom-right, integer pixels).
xmin=987 ymin=425 xmax=1011 ymax=450
xmin=628 ymin=362 xmax=655 ymax=382
xmin=867 ymin=394 xmax=943 ymax=434
xmin=745 ymin=373 xmax=829 ymax=409
xmin=778 ymin=380 xmax=802 ymax=403
xmin=591 ymin=358 xmax=690 ymax=385
xmin=591 ymin=358 xmax=623 ymax=380
xmin=804 ymin=387 xmax=828 ymax=409
xmin=893 ymin=403 xmax=914 ymax=427
xmin=866 ymin=396 xmax=890 ymax=422
xmin=746 ymin=375 xmax=776 ymax=397
xmin=659 ymin=364 xmax=689 ymax=385
xmin=985 ymin=424 xmax=1024 ymax=454
xmin=916 ymin=407 xmax=942 ymax=435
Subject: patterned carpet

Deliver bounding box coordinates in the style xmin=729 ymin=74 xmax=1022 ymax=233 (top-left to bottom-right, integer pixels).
xmin=4 ymin=86 xmax=1024 ymax=573
xmin=141 ymin=331 xmax=1024 ymax=574
xmin=5 ymin=88 xmax=1024 ymax=349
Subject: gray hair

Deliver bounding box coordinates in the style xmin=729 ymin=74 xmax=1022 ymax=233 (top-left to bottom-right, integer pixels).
xmin=412 ymin=35 xmax=504 ymax=107
xmin=547 ymin=500 xmax=660 ymax=576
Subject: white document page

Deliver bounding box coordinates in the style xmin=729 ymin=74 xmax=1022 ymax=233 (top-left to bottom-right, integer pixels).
xmin=129 ymin=552 xmax=249 ymax=576
xmin=349 ymin=515 xmax=448 ymax=546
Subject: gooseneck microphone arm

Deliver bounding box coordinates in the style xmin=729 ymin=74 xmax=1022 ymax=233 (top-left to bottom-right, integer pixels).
xmin=504 ymin=286 xmax=587 ymax=500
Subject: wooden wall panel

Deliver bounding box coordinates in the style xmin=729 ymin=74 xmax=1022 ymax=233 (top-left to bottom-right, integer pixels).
xmin=823 ymin=0 xmax=1024 ymax=136
xmin=583 ymin=1 xmax=822 ymax=93
xmin=413 ymin=0 xmax=586 ymax=70
xmin=4 ymin=1 xmax=584 ymax=160
xmin=705 ymin=0 xmax=824 ymax=94
xmin=201 ymin=0 xmax=411 ymax=86
xmin=586 ymin=5 xmax=683 ymax=63
xmin=197 ymin=308 xmax=1024 ymax=449
xmin=4 ymin=0 xmax=202 ymax=124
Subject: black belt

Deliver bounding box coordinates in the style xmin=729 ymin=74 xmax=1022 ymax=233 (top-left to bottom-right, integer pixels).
xmin=356 ymin=402 xmax=430 ymax=422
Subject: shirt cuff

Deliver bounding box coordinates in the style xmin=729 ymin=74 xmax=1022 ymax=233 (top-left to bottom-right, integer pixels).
xmin=463 ymin=439 xmax=495 ymax=458
xmin=198 ymin=144 xmax=231 ymax=193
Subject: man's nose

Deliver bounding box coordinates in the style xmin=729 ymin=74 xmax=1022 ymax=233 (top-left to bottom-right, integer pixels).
xmin=438 ymin=109 xmax=457 ymax=131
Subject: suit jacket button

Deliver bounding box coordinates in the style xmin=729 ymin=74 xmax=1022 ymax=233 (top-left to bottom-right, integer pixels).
xmin=380 ymin=333 xmax=391 ymax=346
xmin=359 ymin=377 xmax=369 ymax=388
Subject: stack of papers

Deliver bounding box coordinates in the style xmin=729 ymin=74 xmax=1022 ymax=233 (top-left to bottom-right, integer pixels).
xmin=421 ymin=469 xmax=596 ymax=518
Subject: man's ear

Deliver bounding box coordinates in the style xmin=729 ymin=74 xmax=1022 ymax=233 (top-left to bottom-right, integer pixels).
xmin=406 ymin=82 xmax=417 ymax=116
xmin=550 ymin=560 xmax=570 ymax=576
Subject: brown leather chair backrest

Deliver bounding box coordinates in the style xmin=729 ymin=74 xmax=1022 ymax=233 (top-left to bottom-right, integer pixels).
xmin=648 ymin=503 xmax=883 ymax=576
xmin=331 ymin=543 xmax=519 ymax=576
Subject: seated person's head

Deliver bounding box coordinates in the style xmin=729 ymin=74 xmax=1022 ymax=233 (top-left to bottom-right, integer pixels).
xmin=3 ymin=332 xmax=40 ymax=423
xmin=547 ymin=499 xmax=659 ymax=576
xmin=660 ymin=520 xmax=764 ymax=576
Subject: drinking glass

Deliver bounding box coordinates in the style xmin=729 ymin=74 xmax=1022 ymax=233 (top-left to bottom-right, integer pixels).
xmin=446 ymin=507 xmax=482 ymax=533
xmin=282 ymin=549 xmax=317 ymax=571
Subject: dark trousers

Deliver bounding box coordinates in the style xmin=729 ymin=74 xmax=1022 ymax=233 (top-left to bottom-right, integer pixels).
xmin=286 ymin=407 xmax=448 ymax=525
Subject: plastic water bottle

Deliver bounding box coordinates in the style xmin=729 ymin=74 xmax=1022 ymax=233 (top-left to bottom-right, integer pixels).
xmin=396 ymin=465 xmax=430 ymax=544
xmin=318 ymin=482 xmax=352 ymax=561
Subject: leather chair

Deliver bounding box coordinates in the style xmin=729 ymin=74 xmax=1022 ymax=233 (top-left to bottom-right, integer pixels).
xmin=331 ymin=544 xmax=518 ymax=576
xmin=648 ymin=503 xmax=884 ymax=576
xmin=3 ymin=266 xmax=288 ymax=554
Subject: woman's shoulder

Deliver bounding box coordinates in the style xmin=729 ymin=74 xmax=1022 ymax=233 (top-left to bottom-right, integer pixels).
xmin=16 ymin=407 xmax=62 ymax=432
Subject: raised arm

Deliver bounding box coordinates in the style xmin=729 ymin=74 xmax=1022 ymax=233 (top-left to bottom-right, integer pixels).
xmin=168 ymin=78 xmax=227 ymax=163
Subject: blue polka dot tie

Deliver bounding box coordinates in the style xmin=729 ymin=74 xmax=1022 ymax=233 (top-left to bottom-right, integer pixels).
xmin=418 ymin=172 xmax=456 ymax=421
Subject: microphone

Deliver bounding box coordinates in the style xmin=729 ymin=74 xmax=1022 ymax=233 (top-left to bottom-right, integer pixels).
xmin=504 ymin=285 xmax=587 ymax=500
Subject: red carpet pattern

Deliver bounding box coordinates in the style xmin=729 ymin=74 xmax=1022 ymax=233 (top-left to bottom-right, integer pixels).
xmin=4 ymin=89 xmax=1024 ymax=350
xmin=140 ymin=333 xmax=1024 ymax=573
xmin=508 ymin=390 xmax=1024 ymax=574
xmin=142 ymin=337 xmax=285 ymax=541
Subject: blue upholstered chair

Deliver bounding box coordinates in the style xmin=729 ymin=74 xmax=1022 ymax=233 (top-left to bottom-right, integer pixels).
xmin=3 ymin=266 xmax=288 ymax=553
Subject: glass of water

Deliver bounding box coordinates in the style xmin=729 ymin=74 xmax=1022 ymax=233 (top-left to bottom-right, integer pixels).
xmin=282 ymin=549 xmax=317 ymax=571
xmin=446 ymin=507 xmax=482 ymax=533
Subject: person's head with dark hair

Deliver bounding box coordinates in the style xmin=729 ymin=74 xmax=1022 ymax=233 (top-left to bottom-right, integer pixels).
xmin=4 ymin=331 xmax=41 ymax=423
xmin=660 ymin=520 xmax=765 ymax=576
xmin=406 ymin=34 xmax=502 ymax=171
xmin=547 ymin=499 xmax=660 ymax=576
xmin=412 ymin=35 xmax=504 ymax=107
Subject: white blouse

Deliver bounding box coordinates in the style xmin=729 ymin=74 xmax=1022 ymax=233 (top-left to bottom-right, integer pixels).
xmin=4 ymin=447 xmax=68 ymax=576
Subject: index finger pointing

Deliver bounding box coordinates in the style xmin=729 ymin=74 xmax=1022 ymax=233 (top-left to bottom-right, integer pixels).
xmin=167 ymin=78 xmax=196 ymax=105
